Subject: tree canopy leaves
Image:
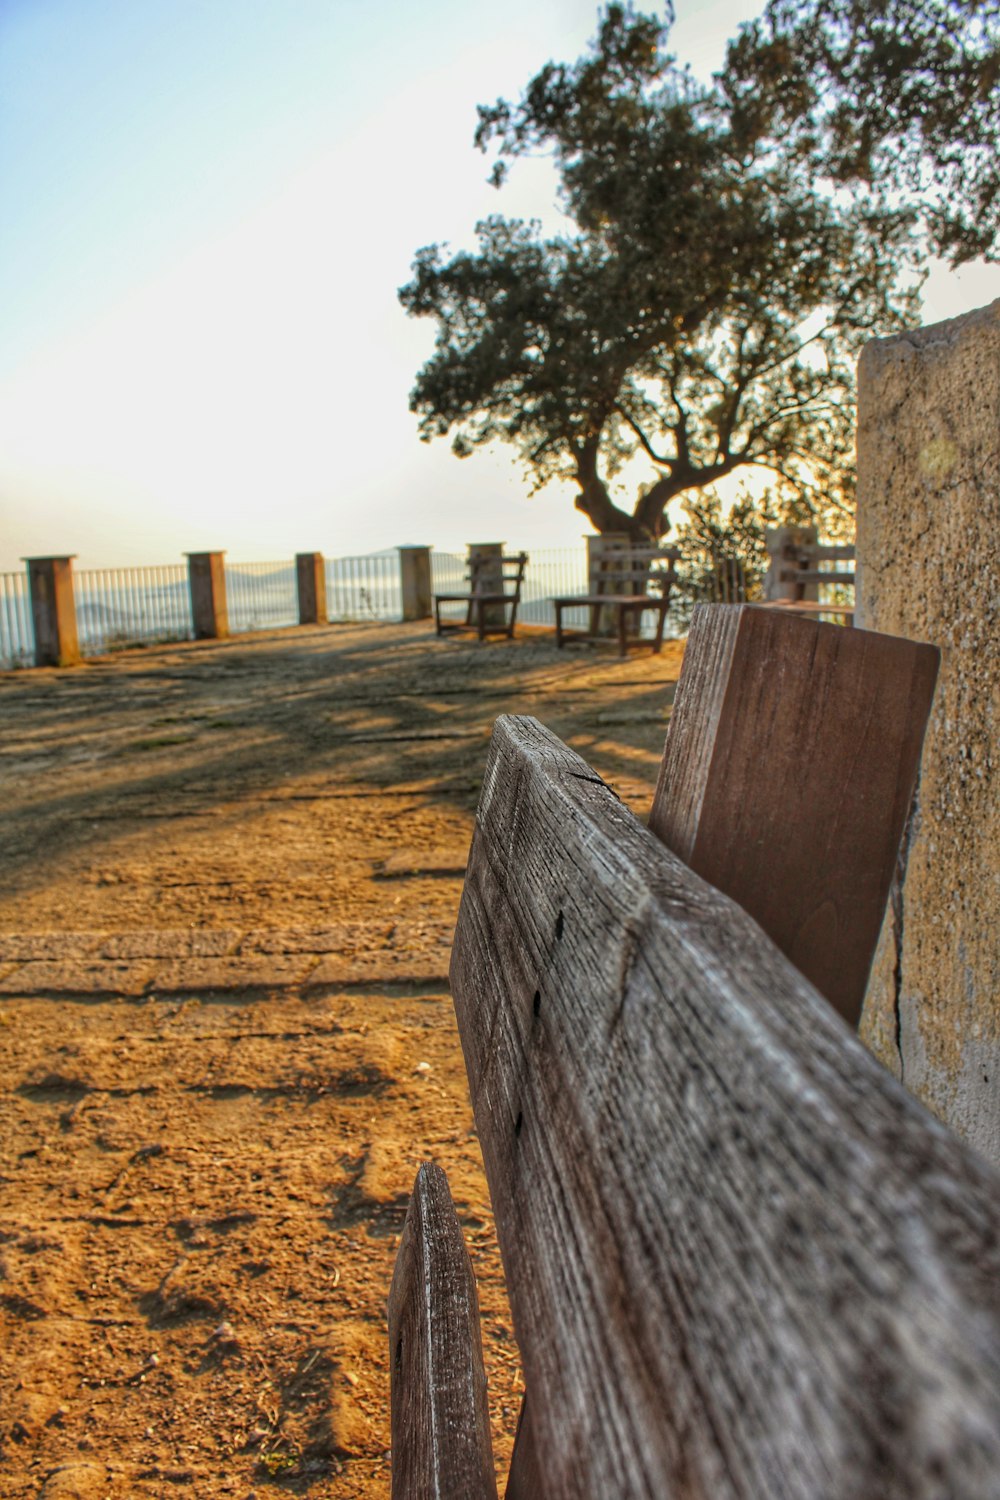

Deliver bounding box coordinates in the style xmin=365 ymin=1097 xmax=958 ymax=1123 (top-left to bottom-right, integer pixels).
xmin=724 ymin=0 xmax=1000 ymax=265
xmin=400 ymin=3 xmax=986 ymax=538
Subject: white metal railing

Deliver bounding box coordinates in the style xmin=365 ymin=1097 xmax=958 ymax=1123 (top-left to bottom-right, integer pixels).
xmin=0 ymin=572 xmax=33 ymax=668
xmin=2 ymin=536 xmax=853 ymax=671
xmin=75 ymin=565 xmax=193 ymax=657
xmin=430 ymin=550 xmax=467 ymax=596
xmin=325 ymin=552 xmax=401 ymax=621
xmin=224 ymin=561 xmax=299 ymax=633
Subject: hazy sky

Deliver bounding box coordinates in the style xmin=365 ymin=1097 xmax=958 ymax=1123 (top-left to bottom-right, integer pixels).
xmin=2 ymin=0 xmax=997 ymax=570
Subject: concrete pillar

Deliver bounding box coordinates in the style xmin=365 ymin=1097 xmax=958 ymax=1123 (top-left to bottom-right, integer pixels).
xmin=25 ymin=556 xmax=80 ymax=667
xmin=467 ymin=542 xmax=505 ymax=629
xmin=398 ymin=545 xmax=432 ymax=621
xmin=763 ymin=525 xmax=819 ymax=602
xmin=186 ymin=551 xmax=228 ymax=639
xmin=296 ymin=552 xmax=327 ymax=624
xmin=857 ymin=298 xmax=1000 ymax=1167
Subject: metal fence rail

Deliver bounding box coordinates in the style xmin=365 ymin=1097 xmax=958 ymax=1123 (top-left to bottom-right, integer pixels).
xmin=0 ymin=573 xmax=33 ymax=669
xmin=74 ymin=565 xmax=193 ymax=658
xmin=519 ymin=546 xmax=591 ymax=632
xmin=225 ymin=561 xmax=299 ymax=634
xmin=325 ymin=553 xmax=400 ymax=621
xmin=2 ymin=539 xmax=853 ymax=671
xmin=429 ymin=551 xmax=466 ymax=595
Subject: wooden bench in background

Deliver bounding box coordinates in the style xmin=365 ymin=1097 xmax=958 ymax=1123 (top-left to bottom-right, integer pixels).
xmin=388 ymin=605 xmax=1000 ymax=1499
xmin=434 ymin=549 xmax=528 ymax=641
xmin=551 ymin=541 xmax=680 ymax=656
xmin=763 ymin=526 xmax=856 ymax=623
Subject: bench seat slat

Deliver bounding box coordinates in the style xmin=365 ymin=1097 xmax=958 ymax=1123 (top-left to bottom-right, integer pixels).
xmin=759 ymin=599 xmax=855 ymax=618
xmin=435 ymin=592 xmax=520 ymax=604
xmin=551 ymin=592 xmax=669 ymax=606
xmin=450 ymin=714 xmax=1000 ymax=1500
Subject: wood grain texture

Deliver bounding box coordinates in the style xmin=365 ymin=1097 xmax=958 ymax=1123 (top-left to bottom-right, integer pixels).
xmin=451 ymin=714 xmax=1000 ymax=1500
xmin=648 ymin=604 xmax=939 ymax=1024
xmin=388 ymin=1163 xmax=498 ymax=1500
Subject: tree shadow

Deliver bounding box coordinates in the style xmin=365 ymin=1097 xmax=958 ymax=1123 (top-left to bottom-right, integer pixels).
xmin=0 ymin=621 xmax=681 ymax=912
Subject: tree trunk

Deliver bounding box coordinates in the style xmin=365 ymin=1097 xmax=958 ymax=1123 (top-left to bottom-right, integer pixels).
xmin=574 ymin=443 xmax=650 ymax=540
xmin=633 ymin=473 xmax=687 ymax=538
xmin=573 ymin=480 xmax=640 ymax=537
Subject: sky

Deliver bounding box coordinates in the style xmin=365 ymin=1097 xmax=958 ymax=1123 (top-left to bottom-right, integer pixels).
xmin=1 ymin=0 xmax=997 ymax=571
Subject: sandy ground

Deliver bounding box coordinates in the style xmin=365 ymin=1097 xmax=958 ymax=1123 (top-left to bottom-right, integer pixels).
xmin=0 ymin=619 xmax=682 ymax=1498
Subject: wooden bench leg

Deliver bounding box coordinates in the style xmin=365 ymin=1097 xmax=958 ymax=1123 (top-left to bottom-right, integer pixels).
xmin=654 ymin=602 xmax=667 ymax=653
xmin=617 ymin=604 xmax=628 ymax=658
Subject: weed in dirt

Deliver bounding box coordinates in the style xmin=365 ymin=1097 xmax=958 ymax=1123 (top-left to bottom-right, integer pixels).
xmin=125 ymin=735 xmax=196 ymax=752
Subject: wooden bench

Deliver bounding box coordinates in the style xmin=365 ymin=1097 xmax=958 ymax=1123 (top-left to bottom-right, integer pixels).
xmin=388 ymin=605 xmax=1000 ymax=1499
xmin=434 ymin=550 xmax=528 ymax=641
xmin=551 ymin=542 xmax=680 ymax=656
xmin=763 ymin=533 xmax=856 ymax=623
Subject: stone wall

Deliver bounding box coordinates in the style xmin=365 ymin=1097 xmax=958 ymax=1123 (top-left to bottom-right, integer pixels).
xmin=857 ymin=299 xmax=1000 ymax=1167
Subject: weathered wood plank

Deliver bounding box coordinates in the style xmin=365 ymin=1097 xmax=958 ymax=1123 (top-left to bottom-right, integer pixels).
xmin=388 ymin=1162 xmax=498 ymax=1500
xmin=648 ymin=604 xmax=939 ymax=1025
xmin=791 ymin=567 xmax=851 ymax=585
xmin=451 ymin=714 xmax=1000 ymax=1500
xmin=504 ymin=1396 xmax=545 ymax=1500
xmin=804 ymin=543 xmax=856 ymax=561
xmin=787 ymin=568 xmax=856 ymax=585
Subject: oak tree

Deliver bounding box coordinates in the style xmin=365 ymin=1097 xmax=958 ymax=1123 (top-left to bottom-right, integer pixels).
xmin=724 ymin=0 xmax=1000 ymax=265
xmin=400 ymin=4 xmax=985 ymax=538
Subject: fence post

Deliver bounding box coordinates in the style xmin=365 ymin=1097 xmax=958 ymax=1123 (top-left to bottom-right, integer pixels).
xmin=467 ymin=542 xmax=505 ymax=629
xmin=856 ymin=299 xmax=1000 ymax=1166
xmin=25 ymin=556 xmax=81 ymax=667
xmin=763 ymin=526 xmax=819 ymax=602
xmin=398 ymin=545 xmax=432 ymax=621
xmin=186 ymin=551 xmax=229 ymax=639
xmin=296 ymin=552 xmax=327 ymax=624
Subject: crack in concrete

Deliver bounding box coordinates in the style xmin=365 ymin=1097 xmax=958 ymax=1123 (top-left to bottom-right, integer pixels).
xmin=891 ymin=795 xmax=920 ymax=1084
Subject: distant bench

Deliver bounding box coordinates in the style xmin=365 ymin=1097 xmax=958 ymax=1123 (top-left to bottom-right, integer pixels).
xmin=762 ymin=530 xmax=856 ymax=623
xmin=434 ymin=549 xmax=528 ymax=641
xmin=552 ymin=542 xmax=680 ymax=656
xmin=387 ymin=605 xmax=1000 ymax=1499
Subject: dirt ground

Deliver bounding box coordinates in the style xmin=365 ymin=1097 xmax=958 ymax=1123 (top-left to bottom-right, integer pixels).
xmin=0 ymin=619 xmax=683 ymax=1498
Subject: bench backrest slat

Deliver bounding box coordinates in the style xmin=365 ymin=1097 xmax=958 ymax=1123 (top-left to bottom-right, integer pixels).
xmin=590 ymin=544 xmax=679 ymax=598
xmin=450 ymin=714 xmax=1000 ymax=1500
xmin=466 ymin=550 xmax=528 ymax=597
xmin=648 ymin=605 xmax=938 ymax=1026
xmin=802 ymin=543 xmax=856 ymax=562
xmin=783 ymin=568 xmax=856 ymax=586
